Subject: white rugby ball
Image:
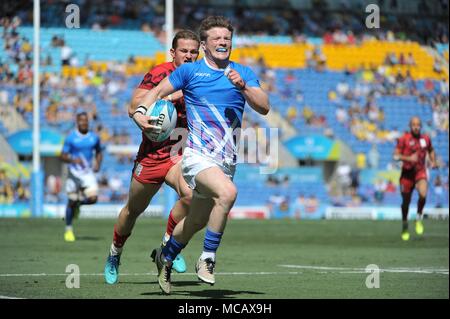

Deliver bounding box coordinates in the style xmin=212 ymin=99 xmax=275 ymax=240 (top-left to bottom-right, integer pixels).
xmin=144 ymin=100 xmax=177 ymax=142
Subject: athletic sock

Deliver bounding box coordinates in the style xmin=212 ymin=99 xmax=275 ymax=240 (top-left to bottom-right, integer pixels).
xmin=200 ymin=228 xmax=223 ymax=262
xmin=402 ymin=221 xmax=409 ymax=232
xmin=162 ymin=233 xmax=170 ymax=246
xmin=110 ymin=225 xmax=130 ymax=256
xmin=165 ymin=210 xmax=178 ymax=236
xmin=162 ymin=236 xmax=185 ymax=262
xmin=110 ymin=243 xmax=122 ymax=256
xmin=417 ymin=197 xmax=426 ymax=218
xmin=65 ymin=203 xmax=74 ymax=226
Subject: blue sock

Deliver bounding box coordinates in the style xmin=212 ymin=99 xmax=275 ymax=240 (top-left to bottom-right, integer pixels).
xmin=203 ymin=228 xmax=223 ymax=253
xmin=162 ymin=236 xmax=185 ymax=262
xmin=65 ymin=203 xmax=74 ymax=226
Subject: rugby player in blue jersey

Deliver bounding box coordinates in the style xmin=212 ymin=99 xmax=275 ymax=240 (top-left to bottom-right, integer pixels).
xmin=61 ymin=112 xmax=103 ymax=242
xmin=131 ymin=16 xmax=270 ymax=294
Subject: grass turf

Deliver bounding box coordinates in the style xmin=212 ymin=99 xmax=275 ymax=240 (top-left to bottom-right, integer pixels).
xmin=0 ymin=218 xmax=448 ymax=299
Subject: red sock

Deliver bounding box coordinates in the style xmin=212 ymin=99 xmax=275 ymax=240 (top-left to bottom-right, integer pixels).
xmin=417 ymin=197 xmax=426 ymax=215
xmin=166 ymin=210 xmax=179 ymax=236
xmin=113 ymin=225 xmax=130 ymax=248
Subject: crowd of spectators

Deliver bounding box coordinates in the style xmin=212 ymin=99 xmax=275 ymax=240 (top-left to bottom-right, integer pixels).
xmin=329 ymin=52 xmax=449 ymax=145
xmin=1 ymin=0 xmax=448 ymax=46
xmin=0 ymin=4 xmax=448 ymax=207
xmin=0 ymin=168 xmax=30 ymax=204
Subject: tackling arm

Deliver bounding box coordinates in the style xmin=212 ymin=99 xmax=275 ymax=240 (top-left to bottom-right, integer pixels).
xmin=128 ymin=77 xmax=177 ymax=132
xmin=128 ymin=77 xmax=177 ymax=117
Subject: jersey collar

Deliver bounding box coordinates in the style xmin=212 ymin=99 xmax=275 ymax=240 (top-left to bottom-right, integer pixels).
xmin=75 ymin=129 xmax=89 ymax=137
xmin=203 ymin=57 xmax=230 ymax=71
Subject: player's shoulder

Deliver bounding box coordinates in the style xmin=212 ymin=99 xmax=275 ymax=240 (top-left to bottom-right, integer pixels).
xmin=229 ymin=60 xmax=254 ymax=73
xmin=149 ymin=62 xmax=175 ymax=76
xmin=88 ymin=131 xmax=100 ymax=140
xmin=400 ymin=132 xmax=411 ymax=140
xmin=65 ymin=130 xmax=77 ymax=139
xmin=178 ymin=60 xmax=201 ymax=71
xmin=171 ymin=60 xmax=202 ymax=78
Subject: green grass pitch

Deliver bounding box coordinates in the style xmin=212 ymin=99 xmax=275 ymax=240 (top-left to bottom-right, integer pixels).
xmin=0 ymin=218 xmax=448 ymax=299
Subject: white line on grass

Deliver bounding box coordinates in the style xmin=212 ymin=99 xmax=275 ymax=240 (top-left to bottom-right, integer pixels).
xmin=278 ymin=265 xmax=449 ymax=275
xmin=0 ymin=271 xmax=302 ymax=277
xmin=0 ymin=295 xmax=24 ymax=299
xmin=1 ymin=266 xmax=447 ymax=277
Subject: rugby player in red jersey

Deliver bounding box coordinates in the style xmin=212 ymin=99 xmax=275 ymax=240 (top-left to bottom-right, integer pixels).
xmin=103 ymin=30 xmax=200 ymax=284
xmin=394 ymin=116 xmax=437 ymax=241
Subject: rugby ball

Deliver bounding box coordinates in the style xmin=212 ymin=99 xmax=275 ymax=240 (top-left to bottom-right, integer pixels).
xmin=144 ymin=100 xmax=177 ymax=142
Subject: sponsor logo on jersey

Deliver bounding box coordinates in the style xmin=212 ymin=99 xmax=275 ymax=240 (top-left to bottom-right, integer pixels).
xmin=194 ymin=72 xmax=211 ymax=77
xmin=419 ymin=138 xmax=427 ymax=148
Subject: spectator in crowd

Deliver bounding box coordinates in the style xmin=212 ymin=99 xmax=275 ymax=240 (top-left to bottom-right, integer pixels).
xmin=368 ymin=144 xmax=380 ymax=169
xmin=374 ymin=179 xmax=387 ymax=204
xmin=433 ymin=175 xmax=444 ymax=208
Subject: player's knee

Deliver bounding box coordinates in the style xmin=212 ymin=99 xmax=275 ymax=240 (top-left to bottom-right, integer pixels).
xmin=216 ymin=184 xmax=237 ymax=210
xmin=179 ymin=186 xmax=193 ymax=207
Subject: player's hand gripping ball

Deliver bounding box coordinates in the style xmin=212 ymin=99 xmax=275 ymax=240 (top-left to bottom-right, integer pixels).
xmin=144 ymin=100 xmax=177 ymax=142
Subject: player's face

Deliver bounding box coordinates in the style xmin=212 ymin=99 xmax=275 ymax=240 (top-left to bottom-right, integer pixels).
xmin=77 ymin=115 xmax=89 ymax=134
xmin=410 ymin=118 xmax=421 ymax=137
xmin=203 ymin=27 xmax=232 ymax=62
xmin=171 ymin=39 xmax=200 ymax=67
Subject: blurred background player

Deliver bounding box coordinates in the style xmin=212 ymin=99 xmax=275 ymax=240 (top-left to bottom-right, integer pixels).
xmin=394 ymin=116 xmax=437 ymax=241
xmin=134 ymin=16 xmax=270 ymax=294
xmin=103 ymin=30 xmax=200 ymax=285
xmin=60 ymin=112 xmax=103 ymax=242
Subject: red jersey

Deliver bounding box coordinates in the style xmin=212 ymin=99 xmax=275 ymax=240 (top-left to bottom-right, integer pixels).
xmin=396 ymin=132 xmax=433 ymax=171
xmin=135 ymin=62 xmax=187 ymax=162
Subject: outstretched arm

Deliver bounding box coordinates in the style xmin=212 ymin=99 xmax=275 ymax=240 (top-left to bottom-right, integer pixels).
xmin=128 ymin=77 xmax=177 ymax=133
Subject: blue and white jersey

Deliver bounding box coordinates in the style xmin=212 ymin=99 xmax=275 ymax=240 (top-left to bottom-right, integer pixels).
xmin=169 ymin=58 xmax=260 ymax=164
xmin=62 ymin=130 xmax=101 ymax=176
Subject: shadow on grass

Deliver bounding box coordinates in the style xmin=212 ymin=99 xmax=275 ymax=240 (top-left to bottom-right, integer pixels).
xmin=76 ymin=236 xmax=103 ymax=241
xmin=141 ymin=288 xmax=265 ymax=299
xmin=124 ymin=280 xmax=202 ymax=287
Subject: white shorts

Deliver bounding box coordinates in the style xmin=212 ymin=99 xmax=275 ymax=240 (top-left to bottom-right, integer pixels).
xmin=182 ymin=147 xmax=236 ymax=193
xmin=66 ymin=170 xmax=99 ymax=199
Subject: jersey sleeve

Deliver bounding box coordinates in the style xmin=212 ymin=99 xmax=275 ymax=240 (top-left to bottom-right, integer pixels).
xmin=426 ymin=135 xmax=433 ymax=152
xmin=242 ymin=66 xmax=260 ymax=88
xmin=168 ymin=63 xmax=190 ymax=91
xmin=395 ymin=135 xmax=405 ymax=153
xmin=138 ymin=67 xmax=169 ymax=90
xmin=62 ymin=135 xmax=72 ymax=154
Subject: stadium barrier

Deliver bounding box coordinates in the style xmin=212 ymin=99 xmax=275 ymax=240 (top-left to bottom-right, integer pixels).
xmin=0 ymin=204 xmax=269 ymax=219
xmin=325 ymin=206 xmax=449 ymax=220
xmin=2 ymin=204 xmax=447 ymax=220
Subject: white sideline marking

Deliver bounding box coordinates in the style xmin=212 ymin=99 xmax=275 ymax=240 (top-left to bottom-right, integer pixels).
xmin=1 ymin=266 xmax=448 ymax=278
xmin=0 ymin=295 xmax=24 ymax=299
xmin=278 ymin=265 xmax=449 ymax=275
xmin=0 ymin=271 xmax=302 ymax=277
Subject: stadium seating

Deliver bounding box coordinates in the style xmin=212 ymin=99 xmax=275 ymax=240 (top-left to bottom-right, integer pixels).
xmin=0 ymin=26 xmax=448 ymax=208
